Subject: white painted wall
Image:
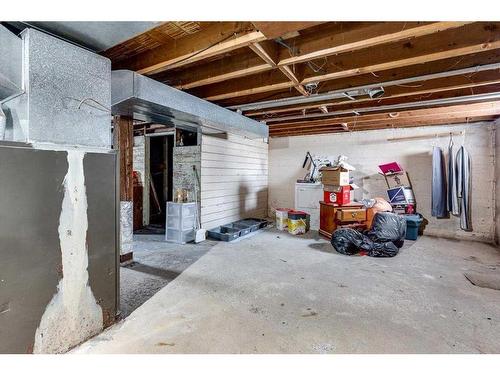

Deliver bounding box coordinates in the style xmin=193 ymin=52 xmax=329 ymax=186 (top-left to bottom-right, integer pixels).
xmin=200 ymin=133 xmax=268 ymax=229
xmin=269 ymin=123 xmax=496 ymax=243
xmin=495 ymin=120 xmax=500 ymax=245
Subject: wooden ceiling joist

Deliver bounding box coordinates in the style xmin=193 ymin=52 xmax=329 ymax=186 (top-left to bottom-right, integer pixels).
xmin=250 ymin=85 xmax=499 ymax=120
xmin=247 ymin=69 xmax=500 ymax=118
xmin=191 ymin=22 xmax=500 ymax=102
xmin=115 ymin=22 xmax=267 ymax=75
xmin=215 ymin=48 xmax=500 ymax=107
xmin=106 ymin=21 xmax=500 ymax=139
xmin=154 ymin=51 xmax=272 ymax=89
xmin=301 ymin=22 xmax=500 ymax=84
xmin=277 ymin=21 xmax=471 ymax=66
xmin=268 ymin=101 xmax=500 ymax=135
xmin=249 ymin=41 xmax=309 ymax=97
xmin=269 ymin=117 xmax=496 ymax=137
xmin=251 ymin=22 xmax=325 ymax=40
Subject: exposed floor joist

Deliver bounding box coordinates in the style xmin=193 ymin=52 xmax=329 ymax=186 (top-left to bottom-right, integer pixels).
xmin=191 ymin=23 xmax=500 ymax=101
xmin=268 ymin=101 xmax=500 ymax=137
xmin=115 ymin=22 xmax=266 ymax=75
xmin=277 ymin=21 xmax=471 ymax=66
xmin=105 ymin=21 xmax=500 ymax=138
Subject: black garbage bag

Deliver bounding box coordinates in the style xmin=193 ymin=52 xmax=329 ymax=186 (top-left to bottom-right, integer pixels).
xmin=331 ymin=228 xmax=373 ymax=255
xmin=331 ymin=212 xmax=406 ymax=257
xmin=367 ymin=211 xmax=406 ymax=243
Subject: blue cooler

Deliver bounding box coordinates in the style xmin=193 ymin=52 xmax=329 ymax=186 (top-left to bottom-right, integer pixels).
xmin=405 ymin=214 xmax=423 ymax=240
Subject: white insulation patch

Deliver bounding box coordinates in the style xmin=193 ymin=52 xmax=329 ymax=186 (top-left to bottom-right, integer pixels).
xmin=33 ymin=150 xmax=103 ymax=354
xmin=120 ymin=201 xmax=133 ymax=254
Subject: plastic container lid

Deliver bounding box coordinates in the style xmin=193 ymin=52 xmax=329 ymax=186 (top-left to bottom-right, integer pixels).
xmin=404 ymin=214 xmax=423 ymax=224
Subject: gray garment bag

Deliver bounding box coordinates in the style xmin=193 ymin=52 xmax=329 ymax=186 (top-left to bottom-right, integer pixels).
xmin=432 ymin=146 xmax=448 ymax=218
xmin=447 ymin=136 xmax=460 ymax=216
xmin=456 ymin=146 xmax=472 ymax=230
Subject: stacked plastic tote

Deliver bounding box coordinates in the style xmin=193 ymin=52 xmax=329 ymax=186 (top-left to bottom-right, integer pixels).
xmin=165 ymin=202 xmax=197 ymax=244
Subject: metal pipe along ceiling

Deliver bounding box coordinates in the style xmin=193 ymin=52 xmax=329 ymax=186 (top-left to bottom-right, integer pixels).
xmin=264 ymin=92 xmax=500 ymax=123
xmin=229 ymin=62 xmax=500 ymax=112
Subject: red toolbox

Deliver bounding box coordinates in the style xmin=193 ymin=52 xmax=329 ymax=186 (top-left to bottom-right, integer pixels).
xmin=323 ymin=185 xmax=351 ymax=205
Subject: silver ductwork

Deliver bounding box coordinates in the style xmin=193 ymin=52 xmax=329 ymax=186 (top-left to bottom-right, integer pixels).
xmin=0 ymin=25 xmax=23 ymax=101
xmin=0 ymin=28 xmax=112 ymax=148
xmin=111 ymin=70 xmax=268 ymax=139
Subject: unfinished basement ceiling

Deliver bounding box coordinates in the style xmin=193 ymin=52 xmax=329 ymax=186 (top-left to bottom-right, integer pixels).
xmin=103 ymin=21 xmax=500 ymax=136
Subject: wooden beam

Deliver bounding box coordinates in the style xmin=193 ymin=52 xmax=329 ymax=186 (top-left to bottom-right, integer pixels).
xmin=205 ymin=81 xmax=295 ymax=101
xmin=113 ymin=116 xmax=134 ymax=201
xmin=278 ymin=65 xmax=309 ymax=96
xmin=153 ymin=51 xmax=272 ymax=90
xmin=248 ymin=41 xmax=277 ymax=67
xmin=278 ymin=22 xmax=471 ymax=66
xmin=216 ymin=49 xmax=500 ymax=107
xmin=116 ymin=22 xmax=266 ymax=75
xmin=270 ymin=117 xmax=496 ymax=137
xmin=196 ymin=23 xmax=500 ymax=102
xmin=251 ymin=22 xmax=325 ymax=39
xmin=268 ymin=101 xmax=500 ymax=132
xmin=259 ymin=84 xmax=500 ymax=122
xmin=249 ymin=71 xmax=500 ymax=119
xmin=193 ymin=66 xmax=296 ymax=102
xmin=301 ymin=22 xmax=500 ymax=85
xmin=249 ymin=41 xmax=310 ymax=97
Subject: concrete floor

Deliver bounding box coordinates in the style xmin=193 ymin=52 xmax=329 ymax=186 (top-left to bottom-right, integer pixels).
xmin=75 ymin=229 xmax=500 ymax=354
xmin=120 ymin=235 xmax=217 ymax=317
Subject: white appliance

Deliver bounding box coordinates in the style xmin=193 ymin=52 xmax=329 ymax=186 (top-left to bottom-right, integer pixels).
xmin=294 ymin=182 xmax=323 ymax=230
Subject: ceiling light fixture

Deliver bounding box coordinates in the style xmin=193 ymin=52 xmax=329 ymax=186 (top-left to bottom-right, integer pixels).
xmin=368 ymin=86 xmax=385 ymax=99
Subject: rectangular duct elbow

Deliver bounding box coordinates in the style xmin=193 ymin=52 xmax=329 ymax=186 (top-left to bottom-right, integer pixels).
xmin=0 ymin=25 xmax=23 ymax=100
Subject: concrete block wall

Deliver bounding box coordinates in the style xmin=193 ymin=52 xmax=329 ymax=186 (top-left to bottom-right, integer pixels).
xmin=269 ymin=122 xmax=496 ymax=243
xmin=173 ymin=145 xmax=201 ymax=204
xmin=133 ymin=136 xmax=149 ymax=226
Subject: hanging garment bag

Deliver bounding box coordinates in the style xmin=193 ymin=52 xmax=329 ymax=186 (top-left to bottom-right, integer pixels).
xmin=447 ymin=135 xmax=460 ymax=216
xmin=456 ymin=146 xmax=472 ymax=230
xmin=432 ymin=146 xmax=448 ymax=218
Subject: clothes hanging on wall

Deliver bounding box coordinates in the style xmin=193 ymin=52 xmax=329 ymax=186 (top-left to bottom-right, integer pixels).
xmin=456 ymin=146 xmax=472 ymax=230
xmin=432 ymin=146 xmax=448 ymax=218
xmin=447 ymin=136 xmax=460 ymax=216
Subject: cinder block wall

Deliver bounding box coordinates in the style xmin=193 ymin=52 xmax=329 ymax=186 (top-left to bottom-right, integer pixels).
xmin=269 ymin=122 xmax=496 ymax=243
xmin=173 ymin=145 xmax=201 ymax=204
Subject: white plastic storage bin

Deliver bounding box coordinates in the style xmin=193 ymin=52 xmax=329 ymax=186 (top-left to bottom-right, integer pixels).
xmin=165 ymin=202 xmax=197 ymax=243
xmin=165 ymin=228 xmax=195 ymax=244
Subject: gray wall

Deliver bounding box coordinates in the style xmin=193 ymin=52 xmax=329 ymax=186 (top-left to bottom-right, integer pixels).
xmin=269 ymin=122 xmax=496 ymax=243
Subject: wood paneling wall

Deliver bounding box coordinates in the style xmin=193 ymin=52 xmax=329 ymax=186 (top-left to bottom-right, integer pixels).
xmin=200 ymin=133 xmax=269 ymax=229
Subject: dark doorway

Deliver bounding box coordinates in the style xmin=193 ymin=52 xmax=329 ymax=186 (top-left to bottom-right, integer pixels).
xmin=149 ymin=134 xmax=174 ymax=227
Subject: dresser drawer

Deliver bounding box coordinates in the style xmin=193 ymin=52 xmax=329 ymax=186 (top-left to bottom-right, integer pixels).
xmin=336 ymin=208 xmax=366 ymax=222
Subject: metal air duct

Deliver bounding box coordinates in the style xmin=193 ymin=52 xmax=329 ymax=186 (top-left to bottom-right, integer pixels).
xmin=111 ymin=70 xmax=268 ymax=139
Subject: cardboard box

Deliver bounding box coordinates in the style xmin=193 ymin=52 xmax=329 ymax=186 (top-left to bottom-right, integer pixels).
xmin=387 ymin=187 xmax=415 ymax=204
xmin=320 ymin=167 xmax=350 ymax=186
xmin=323 ymin=186 xmax=351 ymax=205
xmin=384 ymin=171 xmax=410 ymax=189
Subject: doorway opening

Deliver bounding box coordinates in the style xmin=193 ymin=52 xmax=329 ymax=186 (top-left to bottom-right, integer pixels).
xmin=149 ymin=134 xmax=174 ymax=228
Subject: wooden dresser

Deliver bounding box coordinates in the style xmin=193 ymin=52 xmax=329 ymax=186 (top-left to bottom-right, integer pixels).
xmin=319 ymin=201 xmax=374 ymax=239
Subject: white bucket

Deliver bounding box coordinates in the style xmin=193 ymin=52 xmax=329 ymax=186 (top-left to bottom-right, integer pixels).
xmin=275 ymin=209 xmax=289 ymax=231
